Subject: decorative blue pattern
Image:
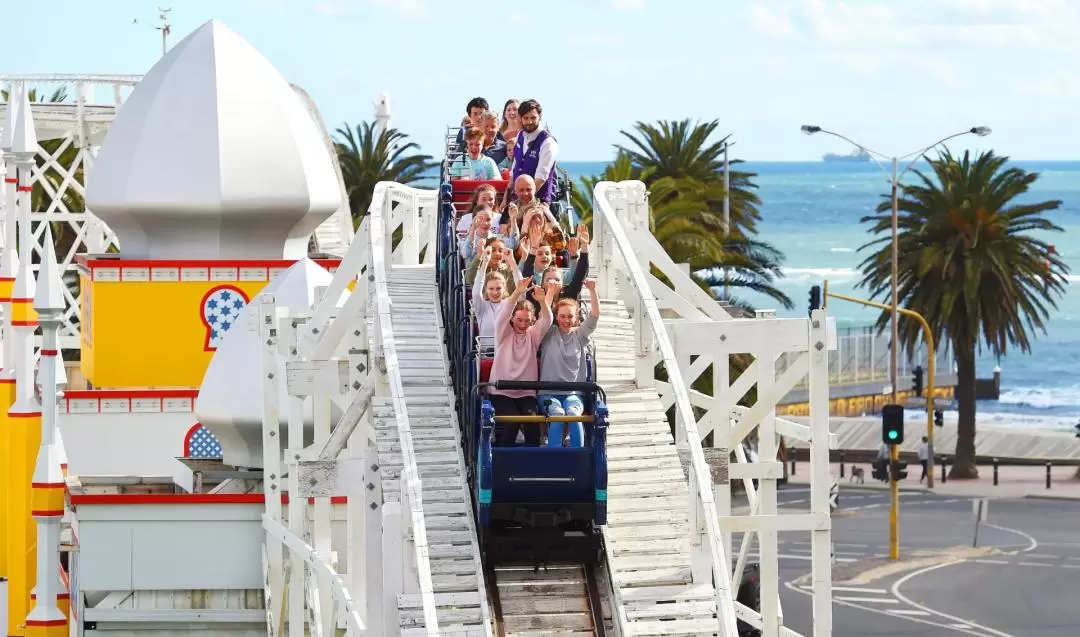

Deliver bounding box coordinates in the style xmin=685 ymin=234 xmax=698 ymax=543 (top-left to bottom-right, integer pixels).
xmin=187 ymin=425 xmax=223 ymax=458
xmin=202 ymin=286 xmax=249 ymax=350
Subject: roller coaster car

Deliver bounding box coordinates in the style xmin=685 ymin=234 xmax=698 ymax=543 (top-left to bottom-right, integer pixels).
xmin=473 ymin=380 xmax=609 ymax=567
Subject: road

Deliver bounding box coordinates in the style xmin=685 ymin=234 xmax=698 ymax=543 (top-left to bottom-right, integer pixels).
xmin=731 ymin=483 xmax=1080 ymax=636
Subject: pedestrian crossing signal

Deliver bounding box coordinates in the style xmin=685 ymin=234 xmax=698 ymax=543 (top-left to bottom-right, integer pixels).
xmin=882 ymin=403 xmax=904 ymax=445
xmin=890 ymin=460 xmax=909 ymax=481
xmin=935 ymin=409 xmax=944 ymax=428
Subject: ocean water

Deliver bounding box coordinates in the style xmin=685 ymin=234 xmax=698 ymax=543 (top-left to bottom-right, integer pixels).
xmin=560 ymin=160 xmax=1080 ymax=432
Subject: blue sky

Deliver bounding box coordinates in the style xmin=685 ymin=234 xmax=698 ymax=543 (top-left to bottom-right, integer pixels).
xmin=2 ymin=0 xmax=1078 ymax=162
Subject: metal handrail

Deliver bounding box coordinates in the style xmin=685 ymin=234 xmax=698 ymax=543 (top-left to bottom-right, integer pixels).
xmin=593 ymin=180 xmax=740 ymax=637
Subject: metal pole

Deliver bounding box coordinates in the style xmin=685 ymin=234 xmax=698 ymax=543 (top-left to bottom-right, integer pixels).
xmin=723 ymin=143 xmax=730 ymax=299
xmin=826 ymin=290 xmax=939 ymax=558
xmin=890 ymin=157 xmax=899 ymax=405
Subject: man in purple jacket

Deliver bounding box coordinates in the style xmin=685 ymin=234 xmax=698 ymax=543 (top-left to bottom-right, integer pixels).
xmin=509 ymin=99 xmax=560 ymax=202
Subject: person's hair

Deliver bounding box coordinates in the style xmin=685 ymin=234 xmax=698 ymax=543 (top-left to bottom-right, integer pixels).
xmin=500 ymin=99 xmax=520 ymax=132
xmin=517 ymin=99 xmax=542 ymax=118
xmin=466 ymin=97 xmax=489 ymax=113
xmin=468 ymin=184 xmax=497 ymax=212
xmin=554 ymin=297 xmax=579 ymax=315
xmin=542 ymin=265 xmax=562 ymax=280
xmin=464 ymin=126 xmax=484 ymax=142
xmin=512 ymin=300 xmax=536 ymax=319
xmin=479 ymin=110 xmax=499 ymax=123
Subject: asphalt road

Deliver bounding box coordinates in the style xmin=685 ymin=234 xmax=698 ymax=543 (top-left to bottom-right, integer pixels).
xmin=729 ymin=484 xmax=1080 ymax=636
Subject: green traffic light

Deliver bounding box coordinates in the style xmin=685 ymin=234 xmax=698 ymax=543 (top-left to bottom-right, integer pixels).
xmin=887 ymin=430 xmax=898 ymax=440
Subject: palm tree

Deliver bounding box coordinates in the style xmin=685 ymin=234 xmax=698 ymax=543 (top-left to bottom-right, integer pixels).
xmin=334 ymin=121 xmax=438 ymax=228
xmin=857 ymin=150 xmax=1067 ymax=479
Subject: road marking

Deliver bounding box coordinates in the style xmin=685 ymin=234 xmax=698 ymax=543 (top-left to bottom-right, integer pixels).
xmin=1060 ymin=564 xmax=1080 ymax=569
xmin=832 ymin=586 xmax=888 ymax=594
xmin=1025 ymin=553 xmax=1057 ymax=559
xmin=1017 ymin=562 xmax=1053 ymax=567
xmin=890 ymin=609 xmax=932 ymax=616
xmin=835 ymin=596 xmax=900 ymax=604
xmin=785 ymin=580 xmax=1004 ymax=636
xmin=890 ymin=560 xmax=1019 ymax=637
xmin=972 ymin=559 xmax=1009 ymax=565
xmin=983 ymin=522 xmax=1038 ymax=553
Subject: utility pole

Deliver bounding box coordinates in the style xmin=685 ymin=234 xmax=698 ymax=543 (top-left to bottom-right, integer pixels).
xmin=134 ymin=7 xmax=172 ymax=57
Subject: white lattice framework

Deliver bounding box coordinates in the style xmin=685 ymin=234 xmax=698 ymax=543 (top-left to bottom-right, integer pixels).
xmin=593 ymin=181 xmax=836 ymax=637
xmin=0 ymin=75 xmax=133 ymax=351
xmin=256 ymin=183 xmax=441 ymax=636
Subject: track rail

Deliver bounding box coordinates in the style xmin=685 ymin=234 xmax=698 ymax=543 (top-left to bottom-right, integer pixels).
xmin=488 ymin=562 xmax=608 ymax=636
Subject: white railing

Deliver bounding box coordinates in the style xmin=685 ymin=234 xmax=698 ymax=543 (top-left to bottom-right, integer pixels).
xmin=593 ymin=180 xmax=741 ymax=637
xmin=592 ymin=180 xmax=835 ymax=637
xmin=365 ymin=182 xmax=441 ymax=635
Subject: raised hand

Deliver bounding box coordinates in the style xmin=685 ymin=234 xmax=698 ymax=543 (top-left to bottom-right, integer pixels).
xmin=578 ymin=224 xmax=590 ymax=246
xmin=583 ymin=279 xmax=596 ymax=292
xmin=482 ymin=245 xmax=493 ymax=261
xmin=567 ymin=235 xmax=579 ymax=256
xmin=544 ymin=280 xmax=562 ymax=300
xmin=514 ymin=277 xmax=531 ymax=295
xmin=530 ymin=284 xmax=546 ymax=302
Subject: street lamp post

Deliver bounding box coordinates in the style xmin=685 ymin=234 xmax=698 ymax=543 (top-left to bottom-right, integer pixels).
xmin=800 ymin=124 xmax=990 ymax=405
xmin=801 ymin=123 xmax=990 ymax=559
xmin=722 ymin=141 xmax=735 ymax=298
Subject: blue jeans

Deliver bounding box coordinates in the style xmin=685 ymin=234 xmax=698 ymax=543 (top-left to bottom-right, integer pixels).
xmin=539 ymin=393 xmax=585 ymax=448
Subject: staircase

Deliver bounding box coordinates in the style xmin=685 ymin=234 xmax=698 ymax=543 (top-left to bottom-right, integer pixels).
xmin=594 ymin=298 xmax=722 ymax=636
xmin=372 ymin=264 xmax=492 ymax=636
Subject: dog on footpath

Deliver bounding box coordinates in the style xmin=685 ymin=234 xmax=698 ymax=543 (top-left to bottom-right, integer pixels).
xmin=849 ymin=465 xmax=865 ymax=484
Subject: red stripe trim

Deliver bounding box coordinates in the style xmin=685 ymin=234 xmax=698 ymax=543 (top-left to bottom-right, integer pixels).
xmin=31 ymin=482 xmax=66 ymax=489
xmin=10 ymin=298 xmax=34 ymax=304
xmin=0 ymin=378 xmax=15 ymax=384
xmin=78 ymin=257 xmax=342 ymax=269
xmin=25 ymin=619 xmax=67 ymax=626
xmin=71 ymin=493 xmax=349 ymax=505
xmin=12 ymin=321 xmax=39 ymax=326
xmin=40 ymin=349 xmax=58 ymax=356
xmin=16 ymin=186 xmax=31 ymax=192
xmin=3 ymin=177 xmax=16 ymax=183
xmin=30 ymin=593 xmax=71 ymax=600
xmin=32 ymin=509 xmax=65 ymax=517
xmin=0 ymin=298 xmax=11 ymax=302
xmin=9 ymin=411 xmax=43 ymax=418
xmin=64 ymin=389 xmax=199 ymax=400
xmin=0 ymin=276 xmax=15 ymax=281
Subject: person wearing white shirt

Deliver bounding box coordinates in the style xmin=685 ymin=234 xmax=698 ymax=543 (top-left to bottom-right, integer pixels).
xmin=508 ymin=99 xmax=559 ymax=202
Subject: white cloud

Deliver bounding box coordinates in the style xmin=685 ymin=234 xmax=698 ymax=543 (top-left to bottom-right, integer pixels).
xmin=509 ymin=10 xmax=525 ymax=25
xmin=611 ymin=0 xmax=645 ymax=11
xmin=371 ymin=0 xmax=430 ymax=20
xmin=747 ymin=3 xmax=800 ymax=40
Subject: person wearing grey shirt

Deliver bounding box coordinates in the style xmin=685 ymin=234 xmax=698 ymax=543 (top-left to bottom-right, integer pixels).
xmin=539 ymin=280 xmax=600 ymax=448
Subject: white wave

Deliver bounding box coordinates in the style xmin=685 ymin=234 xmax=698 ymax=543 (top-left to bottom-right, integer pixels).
xmin=997 ymin=384 xmax=1080 ymax=409
xmin=781 ymin=267 xmax=858 ymax=283
xmin=829 ymin=247 xmax=855 ymax=253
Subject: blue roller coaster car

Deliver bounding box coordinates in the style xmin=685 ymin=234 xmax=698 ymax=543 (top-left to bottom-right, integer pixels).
xmin=473 ymin=380 xmax=609 ymax=566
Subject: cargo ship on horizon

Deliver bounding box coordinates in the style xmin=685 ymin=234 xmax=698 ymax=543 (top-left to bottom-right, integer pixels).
xmin=823 ymin=147 xmax=871 ymax=162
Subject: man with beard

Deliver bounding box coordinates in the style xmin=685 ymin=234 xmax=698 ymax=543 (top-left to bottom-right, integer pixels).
xmin=508 ymin=99 xmax=559 ymax=202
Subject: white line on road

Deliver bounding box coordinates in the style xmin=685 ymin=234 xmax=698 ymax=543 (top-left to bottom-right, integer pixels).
xmin=1017 ymin=562 xmax=1053 ymax=567
xmin=891 ymin=560 xmax=1019 ymax=637
xmin=833 ymin=586 xmax=889 ymax=594
xmin=972 ymin=559 xmax=1009 ymax=565
xmin=890 ymin=609 xmax=932 ymax=616
xmin=835 ymin=596 xmax=900 ymax=604
xmin=1025 ymin=553 xmax=1058 ymax=559
xmin=1060 ymin=564 xmax=1080 ymax=569
xmin=982 ymin=522 xmax=1038 ymax=553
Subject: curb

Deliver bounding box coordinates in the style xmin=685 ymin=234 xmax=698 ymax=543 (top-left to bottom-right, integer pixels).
xmin=1022 ymin=494 xmax=1080 ymax=502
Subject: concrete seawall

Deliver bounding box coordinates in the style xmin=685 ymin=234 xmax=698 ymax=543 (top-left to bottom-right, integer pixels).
xmin=786 ymin=417 xmax=1080 ymax=466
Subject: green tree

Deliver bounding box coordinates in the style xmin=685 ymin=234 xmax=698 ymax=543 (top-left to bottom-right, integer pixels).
xmin=857 ymin=150 xmax=1066 ymax=479
xmin=334 ymin=121 xmax=437 ymax=228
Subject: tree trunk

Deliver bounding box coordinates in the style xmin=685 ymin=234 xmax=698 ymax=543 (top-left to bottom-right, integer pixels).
xmin=949 ymin=336 xmax=979 ymax=479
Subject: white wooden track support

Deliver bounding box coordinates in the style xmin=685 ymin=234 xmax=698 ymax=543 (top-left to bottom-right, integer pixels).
xmin=593 ymin=299 xmax=722 ymax=636
xmin=373 ymin=264 xmax=492 ymax=637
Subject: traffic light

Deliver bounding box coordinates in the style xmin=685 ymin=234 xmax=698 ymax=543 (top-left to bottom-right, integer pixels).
xmin=808 ymin=285 xmax=822 ymax=317
xmin=871 ymin=458 xmax=889 ymax=482
xmin=935 ymin=409 xmax=944 ymax=428
xmin=882 ymin=403 xmax=905 ymax=445
xmin=890 ymin=459 xmax=909 ymax=481
xmin=1074 ymin=420 xmax=1080 ymax=439
xmin=912 ymin=365 xmax=924 ymax=397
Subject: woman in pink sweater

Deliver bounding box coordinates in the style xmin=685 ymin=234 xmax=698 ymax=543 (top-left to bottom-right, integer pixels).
xmin=488 ymin=276 xmax=558 ymax=446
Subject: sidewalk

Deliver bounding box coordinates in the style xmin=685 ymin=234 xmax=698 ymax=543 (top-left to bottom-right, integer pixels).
xmin=786 ymin=460 xmax=1080 ymax=500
